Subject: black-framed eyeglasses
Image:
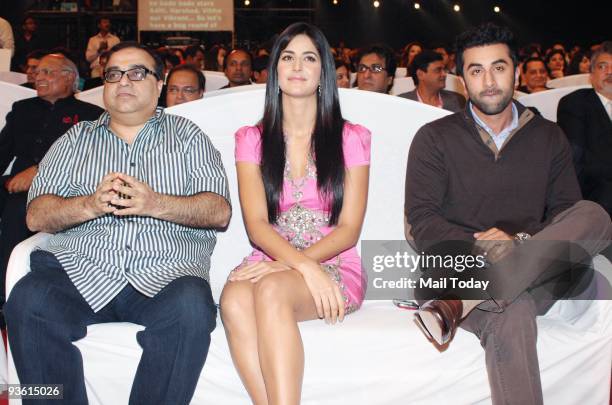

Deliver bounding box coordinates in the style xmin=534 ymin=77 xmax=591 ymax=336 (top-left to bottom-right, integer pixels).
xmin=104 ymin=67 xmax=159 ymax=83
xmin=357 ymin=64 xmax=386 ymax=73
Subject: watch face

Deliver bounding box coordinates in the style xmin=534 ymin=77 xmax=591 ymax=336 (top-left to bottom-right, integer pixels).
xmin=515 ymin=232 xmax=531 ymax=242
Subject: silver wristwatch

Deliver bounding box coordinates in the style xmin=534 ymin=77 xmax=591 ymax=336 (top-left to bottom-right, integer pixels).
xmin=514 ymin=232 xmax=531 ymax=244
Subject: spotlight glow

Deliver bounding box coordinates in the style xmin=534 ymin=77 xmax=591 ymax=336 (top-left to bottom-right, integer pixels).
xmin=414 ymin=2 xmax=420 ymax=9
xmin=244 ymin=0 xmax=250 ymax=5
xmin=494 ymin=6 xmax=500 ymax=13
xmin=333 ymin=0 xmax=338 ymax=4
xmin=453 ymin=4 xmax=460 ymax=12
xmin=373 ymin=0 xmax=380 ymax=7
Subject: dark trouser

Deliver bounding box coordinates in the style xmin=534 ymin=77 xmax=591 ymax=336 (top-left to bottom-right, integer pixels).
xmin=460 ymin=200 xmax=612 ymax=405
xmin=0 ymin=183 xmax=32 ymax=304
xmin=4 ymin=250 xmax=217 ymax=405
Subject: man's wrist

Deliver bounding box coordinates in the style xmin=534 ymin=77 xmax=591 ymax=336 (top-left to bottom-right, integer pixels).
xmin=151 ymin=192 xmax=167 ymax=219
xmin=83 ymin=195 xmax=100 ymax=220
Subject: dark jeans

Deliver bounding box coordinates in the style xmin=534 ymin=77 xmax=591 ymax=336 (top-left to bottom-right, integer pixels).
xmin=0 ymin=178 xmax=32 ymax=304
xmin=4 ymin=250 xmax=217 ymax=405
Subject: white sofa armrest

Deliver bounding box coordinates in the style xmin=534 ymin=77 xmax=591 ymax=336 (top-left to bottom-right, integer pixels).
xmin=5 ymin=232 xmax=52 ymax=300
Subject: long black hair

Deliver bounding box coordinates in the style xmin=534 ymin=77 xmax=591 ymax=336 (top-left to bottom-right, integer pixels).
xmin=261 ymin=22 xmax=346 ymax=225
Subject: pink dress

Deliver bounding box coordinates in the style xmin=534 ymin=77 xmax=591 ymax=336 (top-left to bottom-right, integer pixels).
xmin=234 ymin=122 xmax=371 ymax=313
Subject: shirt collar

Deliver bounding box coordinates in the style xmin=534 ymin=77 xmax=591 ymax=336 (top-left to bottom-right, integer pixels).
xmin=469 ymin=101 xmax=519 ymax=137
xmin=595 ymin=90 xmax=611 ymax=106
xmin=416 ymin=88 xmax=443 ymax=108
xmin=93 ymin=107 xmax=165 ymax=131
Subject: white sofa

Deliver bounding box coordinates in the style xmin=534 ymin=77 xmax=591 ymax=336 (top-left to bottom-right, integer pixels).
xmin=0 ymin=72 xmax=27 ymax=86
xmin=547 ymin=74 xmax=590 ymax=89
xmin=6 ymin=88 xmax=612 ymax=404
xmin=517 ymin=84 xmax=592 ymax=122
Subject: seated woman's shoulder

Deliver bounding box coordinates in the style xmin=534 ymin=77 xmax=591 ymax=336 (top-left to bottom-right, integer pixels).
xmin=343 ymin=121 xmax=372 ymax=138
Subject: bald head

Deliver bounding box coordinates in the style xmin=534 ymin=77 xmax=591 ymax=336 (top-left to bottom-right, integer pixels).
xmin=35 ymin=54 xmax=79 ymax=103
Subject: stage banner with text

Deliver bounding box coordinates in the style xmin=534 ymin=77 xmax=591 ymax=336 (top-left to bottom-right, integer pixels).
xmin=138 ymin=0 xmax=234 ymax=31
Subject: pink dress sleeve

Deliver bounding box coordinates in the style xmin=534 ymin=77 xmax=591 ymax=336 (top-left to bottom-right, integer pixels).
xmin=342 ymin=122 xmax=372 ymax=168
xmin=235 ymin=125 xmax=262 ymax=164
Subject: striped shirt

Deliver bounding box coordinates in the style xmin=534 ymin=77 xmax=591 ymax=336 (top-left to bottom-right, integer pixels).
xmin=28 ymin=108 xmax=230 ymax=312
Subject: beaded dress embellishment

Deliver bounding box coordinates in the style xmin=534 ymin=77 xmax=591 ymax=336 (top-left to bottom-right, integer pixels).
xmin=274 ymin=153 xmax=355 ymax=313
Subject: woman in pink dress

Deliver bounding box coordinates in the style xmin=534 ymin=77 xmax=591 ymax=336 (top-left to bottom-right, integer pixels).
xmin=220 ymin=22 xmax=371 ymax=404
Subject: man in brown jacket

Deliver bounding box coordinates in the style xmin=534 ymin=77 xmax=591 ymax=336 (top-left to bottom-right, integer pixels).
xmin=405 ymin=23 xmax=611 ymax=405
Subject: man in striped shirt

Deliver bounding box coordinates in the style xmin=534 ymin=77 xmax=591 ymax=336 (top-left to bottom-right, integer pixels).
xmin=5 ymin=42 xmax=231 ymax=404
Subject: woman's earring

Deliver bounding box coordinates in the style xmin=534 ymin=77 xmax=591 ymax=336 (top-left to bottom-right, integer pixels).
xmin=318 ymin=84 xmax=321 ymax=96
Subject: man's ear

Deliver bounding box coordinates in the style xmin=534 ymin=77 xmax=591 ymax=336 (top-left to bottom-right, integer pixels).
xmin=416 ymin=68 xmax=425 ymax=82
xmin=514 ymin=66 xmax=520 ymax=85
xmin=157 ymin=79 xmax=163 ymax=95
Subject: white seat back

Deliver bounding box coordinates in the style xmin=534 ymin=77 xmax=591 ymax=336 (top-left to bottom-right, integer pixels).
xmin=76 ymin=86 xmax=105 ymax=110
xmin=203 ymin=70 xmax=229 ymax=92
xmin=166 ymin=88 xmax=450 ymax=299
xmin=0 ymin=49 xmax=11 ymax=72
xmin=0 ymin=71 xmax=27 ymax=85
xmin=517 ymin=85 xmax=592 ymax=122
xmin=547 ymin=74 xmax=590 ymax=89
xmin=205 ymin=83 xmax=265 ymax=98
xmin=389 ymin=77 xmax=415 ymax=96
xmin=0 ymin=81 xmax=36 ymax=131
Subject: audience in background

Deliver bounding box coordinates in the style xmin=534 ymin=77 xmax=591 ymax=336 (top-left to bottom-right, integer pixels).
xmin=82 ymin=50 xmax=109 ymax=90
xmin=161 ymin=52 xmax=180 ymax=77
xmin=20 ymin=49 xmax=46 ymax=89
xmin=165 ymin=64 xmax=205 ymax=107
xmin=12 ymin=16 xmax=44 ymax=71
xmin=85 ymin=17 xmax=120 ymax=78
xmin=221 ymin=48 xmax=252 ymax=88
xmin=335 ymin=60 xmax=351 ymax=88
xmin=205 ymin=44 xmax=226 ymax=72
xmin=517 ymin=57 xmax=550 ymax=94
xmin=558 ymin=41 xmax=612 ymax=216
xmin=431 ymin=43 xmax=450 ymax=69
xmin=183 ymin=45 xmax=205 ymax=70
xmin=545 ymin=49 xmax=567 ymax=79
xmin=356 ymin=44 xmax=396 ymax=94
xmin=251 ymin=55 xmax=269 ymax=84
xmin=567 ymin=50 xmax=591 ymax=75
xmin=401 ymin=41 xmax=423 ymax=69
xmin=399 ymin=49 xmax=465 ymax=112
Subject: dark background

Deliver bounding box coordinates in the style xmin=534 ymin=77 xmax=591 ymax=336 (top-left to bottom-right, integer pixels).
xmin=1 ymin=0 xmax=610 ymax=50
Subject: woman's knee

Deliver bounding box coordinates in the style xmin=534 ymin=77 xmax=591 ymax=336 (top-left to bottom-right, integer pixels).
xmin=220 ymin=280 xmax=255 ymax=325
xmin=253 ymin=272 xmax=297 ymax=312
